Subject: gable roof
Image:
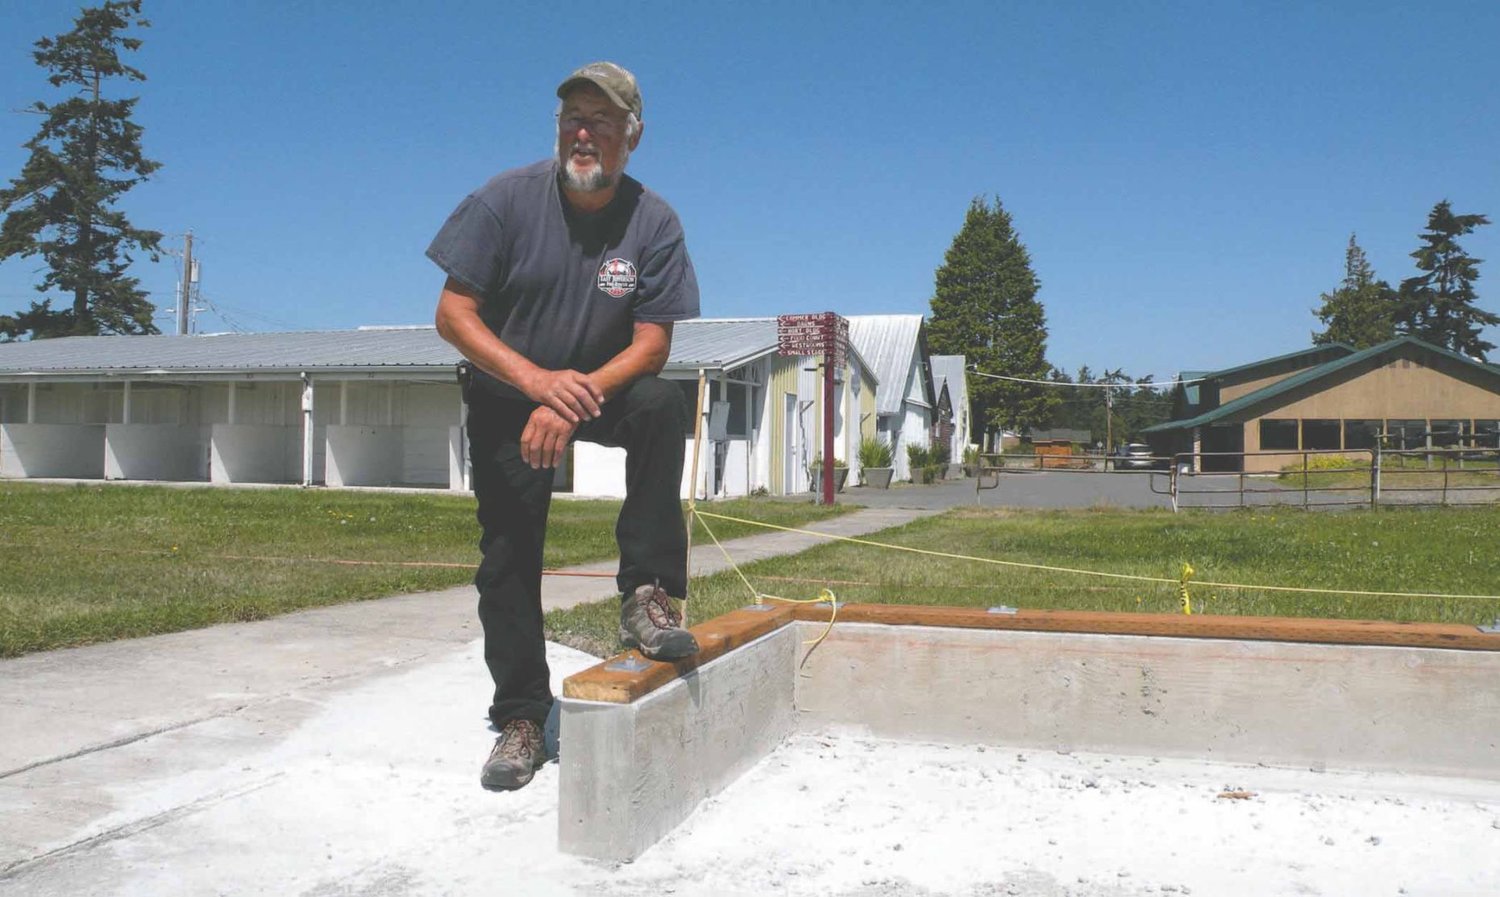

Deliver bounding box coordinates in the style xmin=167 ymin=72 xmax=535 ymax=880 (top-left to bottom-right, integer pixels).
xmin=846 ymin=315 xmax=932 ymax=415
xmin=1202 ymin=343 xmax=1357 ymax=383
xmin=929 ymin=355 xmax=967 ymax=407
xmin=1144 ymin=336 xmax=1500 ymax=432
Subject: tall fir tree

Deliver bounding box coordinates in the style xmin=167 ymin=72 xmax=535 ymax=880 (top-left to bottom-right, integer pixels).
xmin=927 ymin=196 xmax=1055 ymax=444
xmin=1395 ymin=201 xmax=1496 ymax=360
xmin=1311 ymin=234 xmax=1397 ymax=348
xmin=0 ymin=0 xmax=162 ymax=341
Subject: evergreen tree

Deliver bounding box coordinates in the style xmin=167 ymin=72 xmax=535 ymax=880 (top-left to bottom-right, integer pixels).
xmin=1395 ymin=201 xmax=1496 ymax=360
xmin=1311 ymin=234 xmax=1397 ymax=348
xmin=0 ymin=0 xmax=162 ymax=341
xmin=928 ymin=196 xmax=1055 ymax=444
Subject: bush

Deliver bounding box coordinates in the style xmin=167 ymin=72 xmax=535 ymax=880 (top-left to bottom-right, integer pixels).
xmin=932 ymin=440 xmax=952 ymax=465
xmin=906 ymin=443 xmax=931 ymax=470
xmin=962 ymin=446 xmax=980 ymax=466
xmin=858 ymin=436 xmax=894 ymax=468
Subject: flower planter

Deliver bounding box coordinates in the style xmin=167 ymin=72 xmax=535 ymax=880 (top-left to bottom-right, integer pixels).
xmin=814 ymin=467 xmax=849 ymax=494
xmin=862 ymin=467 xmax=894 ymax=489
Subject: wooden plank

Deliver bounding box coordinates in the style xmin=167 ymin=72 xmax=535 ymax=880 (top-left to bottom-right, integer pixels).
xmin=788 ymin=603 xmax=1500 ymax=652
xmin=561 ymin=604 xmax=795 ymax=703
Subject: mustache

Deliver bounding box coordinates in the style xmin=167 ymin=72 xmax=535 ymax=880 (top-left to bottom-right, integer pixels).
xmin=568 ymin=141 xmax=599 ymax=156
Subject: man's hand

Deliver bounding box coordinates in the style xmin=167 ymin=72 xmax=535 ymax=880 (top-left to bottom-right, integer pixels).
xmin=520 ymin=405 xmax=579 ymax=469
xmin=520 ymin=368 xmax=604 ymax=425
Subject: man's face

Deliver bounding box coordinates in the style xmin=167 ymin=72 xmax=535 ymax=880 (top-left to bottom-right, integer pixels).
xmin=556 ymin=84 xmax=638 ymax=194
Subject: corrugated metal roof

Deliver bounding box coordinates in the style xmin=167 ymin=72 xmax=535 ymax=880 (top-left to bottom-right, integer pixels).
xmin=663 ymin=318 xmax=778 ymax=371
xmin=1143 ymin=336 xmax=1500 ymax=433
xmin=847 ymin=315 xmax=929 ymax=415
xmin=0 ymin=319 xmax=785 ymax=377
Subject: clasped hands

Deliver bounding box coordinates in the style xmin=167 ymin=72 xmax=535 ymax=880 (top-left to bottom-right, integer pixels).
xmin=519 ymin=368 xmax=605 ymax=469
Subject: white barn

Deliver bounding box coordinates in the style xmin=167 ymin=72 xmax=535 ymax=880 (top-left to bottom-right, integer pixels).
xmin=0 ymin=320 xmax=877 ymax=500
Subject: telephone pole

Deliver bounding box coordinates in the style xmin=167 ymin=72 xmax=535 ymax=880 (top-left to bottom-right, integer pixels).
xmin=176 ymin=230 xmax=194 ymax=335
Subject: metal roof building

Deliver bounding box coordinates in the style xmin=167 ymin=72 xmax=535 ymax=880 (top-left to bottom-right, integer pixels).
xmin=0 ymin=319 xmax=879 ymax=499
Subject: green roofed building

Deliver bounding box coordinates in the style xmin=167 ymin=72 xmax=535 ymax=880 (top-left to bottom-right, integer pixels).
xmin=1143 ymin=337 xmax=1500 ymax=472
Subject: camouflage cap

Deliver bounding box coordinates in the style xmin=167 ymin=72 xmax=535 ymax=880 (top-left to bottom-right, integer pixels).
xmin=556 ymin=61 xmax=643 ymax=119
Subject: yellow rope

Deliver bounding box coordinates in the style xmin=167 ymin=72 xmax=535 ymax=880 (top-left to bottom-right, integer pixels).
xmin=691 ymin=510 xmax=1500 ymax=603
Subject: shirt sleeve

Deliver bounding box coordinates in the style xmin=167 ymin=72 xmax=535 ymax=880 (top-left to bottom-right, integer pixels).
xmin=425 ymin=194 xmax=505 ymax=295
xmin=631 ymin=215 xmax=701 ymax=322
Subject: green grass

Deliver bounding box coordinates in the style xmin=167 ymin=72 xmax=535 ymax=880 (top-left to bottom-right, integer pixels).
xmin=1275 ymin=454 xmax=1500 ymax=491
xmin=0 ymin=483 xmax=852 ymax=657
xmin=545 ymin=504 xmax=1500 ymax=657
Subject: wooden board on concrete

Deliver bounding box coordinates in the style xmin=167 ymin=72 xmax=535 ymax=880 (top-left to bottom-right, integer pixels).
xmin=562 ymin=604 xmax=795 ymax=703
xmin=790 ymin=603 xmax=1500 ymax=652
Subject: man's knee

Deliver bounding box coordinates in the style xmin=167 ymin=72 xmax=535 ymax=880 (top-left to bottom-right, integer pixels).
xmin=622 ymin=376 xmax=686 ymax=430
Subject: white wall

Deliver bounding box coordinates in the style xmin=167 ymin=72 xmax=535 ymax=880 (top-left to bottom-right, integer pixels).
xmin=325 ymin=425 xmax=403 ymax=487
xmin=210 ymin=424 xmax=300 ymax=484
xmin=104 ymin=424 xmax=210 ymax=481
xmin=1 ymin=423 xmax=106 ymax=478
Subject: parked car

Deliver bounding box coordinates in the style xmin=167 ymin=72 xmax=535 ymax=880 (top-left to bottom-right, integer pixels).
xmin=1111 ymin=443 xmax=1161 ymax=471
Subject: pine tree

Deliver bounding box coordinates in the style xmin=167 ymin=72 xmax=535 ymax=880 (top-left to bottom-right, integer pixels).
xmin=0 ymin=0 xmax=163 ymax=341
xmin=1311 ymin=234 xmax=1397 ymax=348
xmin=927 ymin=196 xmax=1055 ymax=444
xmin=1395 ymin=201 xmax=1496 ymax=360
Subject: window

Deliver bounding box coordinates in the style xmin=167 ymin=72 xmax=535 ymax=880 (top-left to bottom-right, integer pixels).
xmin=1259 ymin=419 xmax=1298 ymax=451
xmin=1343 ymin=420 xmax=1382 ymax=451
xmin=1302 ymin=419 xmax=1340 ymax=451
xmin=1474 ymin=421 xmax=1500 ymax=449
xmin=676 ymin=380 xmax=699 ymax=436
xmin=726 ymin=382 xmax=748 ymax=437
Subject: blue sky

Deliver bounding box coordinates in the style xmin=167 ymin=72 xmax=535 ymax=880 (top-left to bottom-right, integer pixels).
xmin=1 ymin=0 xmax=1498 ymax=379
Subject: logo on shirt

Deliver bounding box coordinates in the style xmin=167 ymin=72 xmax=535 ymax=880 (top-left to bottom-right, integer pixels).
xmin=597 ymin=258 xmax=638 ymax=298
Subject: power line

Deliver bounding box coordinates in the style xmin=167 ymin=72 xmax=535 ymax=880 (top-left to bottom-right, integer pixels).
xmin=967 ymin=367 xmax=1207 ymax=389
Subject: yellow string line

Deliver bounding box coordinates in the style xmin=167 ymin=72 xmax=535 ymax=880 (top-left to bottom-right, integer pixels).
xmin=691 ymin=510 xmax=1500 ymax=602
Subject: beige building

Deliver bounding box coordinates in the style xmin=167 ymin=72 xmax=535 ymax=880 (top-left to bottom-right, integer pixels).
xmin=1145 ymin=337 xmax=1500 ymax=473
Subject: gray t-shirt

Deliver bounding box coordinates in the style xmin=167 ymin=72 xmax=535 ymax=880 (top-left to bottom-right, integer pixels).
xmin=426 ymin=159 xmax=699 ymax=400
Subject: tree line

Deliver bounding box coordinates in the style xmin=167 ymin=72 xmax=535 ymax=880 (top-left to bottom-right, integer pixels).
xmin=1312 ymin=203 xmax=1495 ymax=358
xmin=927 ymin=195 xmax=1496 ymax=450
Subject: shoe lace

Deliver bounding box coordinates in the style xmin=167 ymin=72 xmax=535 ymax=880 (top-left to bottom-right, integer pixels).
xmin=643 ymin=585 xmax=682 ymax=630
xmin=498 ymin=720 xmax=541 ymax=760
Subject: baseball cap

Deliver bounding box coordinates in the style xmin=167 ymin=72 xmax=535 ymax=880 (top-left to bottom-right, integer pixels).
xmin=556 ymin=61 xmax=643 ymax=119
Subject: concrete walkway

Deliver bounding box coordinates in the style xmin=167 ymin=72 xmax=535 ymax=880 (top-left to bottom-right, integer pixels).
xmin=0 ymin=505 xmax=937 ymax=886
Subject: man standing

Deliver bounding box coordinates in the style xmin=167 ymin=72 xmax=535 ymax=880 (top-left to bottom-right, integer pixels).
xmin=428 ymin=62 xmax=701 ymax=791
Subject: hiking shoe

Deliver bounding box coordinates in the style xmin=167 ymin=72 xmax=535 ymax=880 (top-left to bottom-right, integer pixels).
xmin=620 ymin=583 xmax=700 ymax=661
xmin=481 ymin=719 xmax=546 ymax=791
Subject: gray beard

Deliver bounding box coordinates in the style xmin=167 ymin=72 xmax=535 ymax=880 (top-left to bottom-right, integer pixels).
xmin=560 ymin=160 xmax=616 ymax=193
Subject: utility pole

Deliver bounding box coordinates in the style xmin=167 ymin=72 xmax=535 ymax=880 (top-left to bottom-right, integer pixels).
xmin=176 ymin=230 xmax=194 ymax=335
xmin=1104 ymin=383 xmax=1113 ymax=455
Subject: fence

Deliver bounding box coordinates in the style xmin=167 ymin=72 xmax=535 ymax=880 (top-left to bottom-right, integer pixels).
xmin=974 ymin=448 xmax=1500 ymax=510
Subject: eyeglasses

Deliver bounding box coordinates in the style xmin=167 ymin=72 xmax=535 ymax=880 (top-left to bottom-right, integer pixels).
xmin=557 ymin=113 xmax=625 ymax=136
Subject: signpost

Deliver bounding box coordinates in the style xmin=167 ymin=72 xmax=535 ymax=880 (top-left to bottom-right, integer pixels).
xmin=777 ymin=312 xmax=849 ymax=505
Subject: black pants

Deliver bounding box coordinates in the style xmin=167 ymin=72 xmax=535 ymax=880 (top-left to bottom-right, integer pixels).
xmin=465 ymin=375 xmax=688 ymax=728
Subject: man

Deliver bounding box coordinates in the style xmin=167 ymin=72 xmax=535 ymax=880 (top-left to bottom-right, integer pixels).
xmin=428 ymin=62 xmax=701 ymax=792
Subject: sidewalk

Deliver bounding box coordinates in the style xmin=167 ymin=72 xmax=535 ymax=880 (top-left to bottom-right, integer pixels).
xmin=0 ymin=505 xmax=937 ymax=888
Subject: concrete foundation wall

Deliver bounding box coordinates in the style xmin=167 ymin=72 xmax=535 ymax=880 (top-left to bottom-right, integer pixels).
xmin=557 ymin=625 xmax=799 ymax=861
xmin=324 ymin=425 xmax=401 ymax=487
xmin=104 ymin=424 xmax=210 ymax=481
xmin=792 ymin=622 xmax=1500 ymax=779
xmin=0 ymin=423 xmax=106 ymax=478
xmin=210 ymin=424 xmax=300 ymax=484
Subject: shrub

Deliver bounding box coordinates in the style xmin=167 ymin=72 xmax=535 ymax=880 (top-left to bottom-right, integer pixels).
xmin=932 ymin=440 xmax=952 ymax=465
xmin=858 ymin=436 xmax=893 ymax=468
xmin=962 ymin=446 xmax=980 ymax=466
xmin=906 ymin=443 xmax=931 ymax=470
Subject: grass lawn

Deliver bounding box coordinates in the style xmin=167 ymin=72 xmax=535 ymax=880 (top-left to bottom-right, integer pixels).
xmin=0 ymin=483 xmax=851 ymax=657
xmin=545 ymin=504 xmax=1500 ymax=657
